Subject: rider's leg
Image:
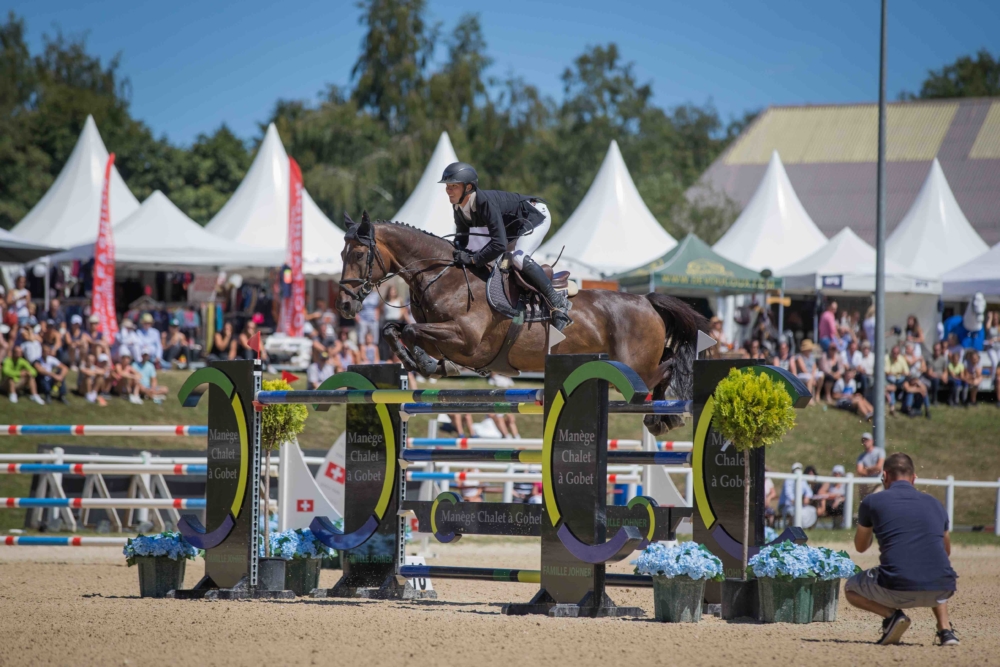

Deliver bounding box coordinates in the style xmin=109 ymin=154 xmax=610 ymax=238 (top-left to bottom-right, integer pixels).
xmin=512 ymin=202 xmax=571 ymax=332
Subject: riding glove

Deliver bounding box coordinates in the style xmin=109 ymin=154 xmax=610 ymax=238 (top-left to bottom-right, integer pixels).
xmin=453 ymin=249 xmax=476 ymax=267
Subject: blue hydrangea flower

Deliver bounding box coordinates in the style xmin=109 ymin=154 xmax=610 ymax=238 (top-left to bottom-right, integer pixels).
xmin=748 ymin=540 xmax=825 ymax=580
xmin=764 ymin=526 xmax=777 ymax=543
xmin=261 ymin=527 xmax=339 ymax=559
xmin=123 ymin=532 xmax=199 ymax=566
xmin=631 ymin=541 xmax=724 ymax=581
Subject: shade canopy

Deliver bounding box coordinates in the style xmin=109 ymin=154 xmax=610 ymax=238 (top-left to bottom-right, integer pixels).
xmin=615 ymin=234 xmax=781 ymax=294
xmin=392 ymin=132 xmax=460 ymax=238
xmin=0 ymin=228 xmax=63 ymax=264
xmin=779 ymin=227 xmax=940 ymax=294
xmin=536 ymin=140 xmax=676 ymax=278
xmin=205 ymin=124 xmax=345 ymax=277
xmin=886 ymin=158 xmax=988 ymax=278
xmin=11 ymin=116 xmax=140 ymax=248
xmin=51 ymin=191 xmax=284 ymax=270
xmin=941 ymin=241 xmax=1000 ymax=297
xmin=712 ymin=151 xmax=827 ymax=272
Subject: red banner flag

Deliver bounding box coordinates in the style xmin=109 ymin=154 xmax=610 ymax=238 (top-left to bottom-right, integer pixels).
xmin=281 ymin=370 xmax=300 ymax=384
xmin=279 ymin=158 xmax=305 ymax=337
xmin=91 ymin=154 xmax=118 ymax=342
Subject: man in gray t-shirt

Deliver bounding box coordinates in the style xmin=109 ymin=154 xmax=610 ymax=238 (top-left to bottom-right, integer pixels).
xmin=855 ymin=433 xmax=885 ymax=501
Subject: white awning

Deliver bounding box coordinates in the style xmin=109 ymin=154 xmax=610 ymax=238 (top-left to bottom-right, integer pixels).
xmin=941 ymin=241 xmax=1000 ymax=297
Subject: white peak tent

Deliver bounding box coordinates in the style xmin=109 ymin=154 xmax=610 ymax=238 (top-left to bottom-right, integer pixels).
xmin=392 ymin=132 xmax=460 ymax=238
xmin=11 ymin=115 xmax=139 ymax=248
xmin=206 ymin=124 xmax=345 ymax=277
xmin=886 ymin=158 xmax=988 ymax=278
xmin=942 ymin=241 xmax=1000 ymax=297
xmin=536 ymin=140 xmax=676 ymax=278
xmin=712 ymin=150 xmax=827 ymax=272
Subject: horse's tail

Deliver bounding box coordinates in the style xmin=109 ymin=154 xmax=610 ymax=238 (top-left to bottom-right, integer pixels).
xmin=644 ymin=293 xmax=710 ymax=401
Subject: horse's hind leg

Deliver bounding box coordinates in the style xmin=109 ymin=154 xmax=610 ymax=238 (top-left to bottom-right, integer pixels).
xmin=382 ymin=322 xmax=421 ymax=374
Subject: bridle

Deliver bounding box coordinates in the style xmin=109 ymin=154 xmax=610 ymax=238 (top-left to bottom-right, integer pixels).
xmin=338 ymin=224 xmax=389 ymax=307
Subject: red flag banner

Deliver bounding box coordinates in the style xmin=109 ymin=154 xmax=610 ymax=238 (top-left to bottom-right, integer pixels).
xmin=91 ymin=154 xmax=118 ymax=342
xmin=281 ymin=370 xmax=300 ymax=384
xmin=279 ymin=158 xmax=305 ymax=337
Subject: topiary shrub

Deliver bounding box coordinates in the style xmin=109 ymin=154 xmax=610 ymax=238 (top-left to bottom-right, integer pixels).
xmin=260 ymin=378 xmax=308 ymax=557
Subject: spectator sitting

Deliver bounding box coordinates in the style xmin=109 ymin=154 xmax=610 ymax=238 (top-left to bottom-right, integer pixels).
xmin=863 ymin=304 xmax=876 ymax=344
xmin=133 ymin=349 xmax=169 ymax=404
xmin=903 ymin=342 xmax=920 ymax=370
xmin=905 ymin=315 xmax=925 ymax=358
xmin=945 ymin=332 xmax=963 ymax=358
xmin=841 ymin=339 xmax=860 ymax=371
xmin=43 ymin=298 xmax=65 ymax=330
xmin=490 ymin=413 xmax=520 ymax=439
xmin=85 ymin=314 xmax=109 ymax=358
xmin=162 ymin=318 xmax=191 ymax=368
xmin=303 ymin=322 xmax=326 ymax=357
xmin=76 ymin=353 xmax=108 ymax=406
xmin=789 ymin=339 xmax=822 ymax=405
xmin=19 ymin=325 xmax=42 ymax=363
xmin=845 ymin=453 xmax=958 ymax=646
xmin=771 ymin=338 xmax=792 ymax=371
xmin=901 ymin=364 xmax=930 ymax=418
xmin=818 ymin=300 xmax=839 ymax=352
xmin=236 ymin=321 xmax=267 ymax=362
xmin=779 ymin=462 xmax=816 ymax=528
xmin=359 ymin=332 xmax=380 ymax=365
xmin=923 ymin=342 xmax=947 ymax=406
xmin=113 ymin=319 xmax=141 ymax=362
xmin=945 ymin=352 xmax=967 ymax=407
xmin=7 ymin=275 xmax=31 ymax=324
xmin=962 ymin=350 xmax=983 ymax=407
xmin=813 ymin=464 xmax=847 ymax=519
xmin=62 ymin=314 xmax=87 ymax=370
xmin=113 ymin=350 xmax=143 ymax=405
xmin=833 ymin=368 xmax=874 ymax=421
xmin=708 ymin=316 xmax=732 ymax=352
xmin=819 ymin=344 xmax=845 ymax=404
xmin=885 ymin=345 xmax=909 ymax=416
xmin=136 ymin=313 xmax=163 ymax=365
xmin=357 ymin=291 xmax=381 ymax=345
xmin=330 ymin=339 xmax=354 ymax=373
xmin=855 ymin=339 xmax=875 ymax=398
xmin=763 ymin=469 xmax=777 ymax=527
xmin=856 ymin=432 xmax=885 ymax=501
xmin=40 ymin=319 xmax=63 ymax=358
xmin=306 ymin=350 xmax=336 ymax=389
xmin=33 ymin=343 xmax=68 ymax=404
xmin=2 ymin=345 xmax=44 ymax=404
xmin=210 ymin=321 xmax=237 ymax=361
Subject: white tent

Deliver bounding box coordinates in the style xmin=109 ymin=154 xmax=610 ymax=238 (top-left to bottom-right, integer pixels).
xmin=52 ymin=191 xmax=284 ymax=270
xmin=536 ymin=140 xmax=676 ymax=277
xmin=206 ymin=124 xmax=344 ymax=277
xmin=779 ymin=227 xmax=940 ymax=294
xmin=11 ymin=116 xmax=140 ymax=248
xmin=886 ymin=158 xmax=988 ymax=278
xmin=392 ymin=132 xmax=460 ymax=238
xmin=713 ymin=151 xmax=827 ymax=272
xmin=942 ymin=241 xmax=1000 ymax=297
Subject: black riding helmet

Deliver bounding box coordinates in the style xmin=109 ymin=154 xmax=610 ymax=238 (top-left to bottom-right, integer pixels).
xmin=438 ymin=162 xmax=478 ymax=186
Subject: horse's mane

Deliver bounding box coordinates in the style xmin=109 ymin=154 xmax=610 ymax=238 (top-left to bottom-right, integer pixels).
xmin=373 ymin=220 xmax=454 ymax=248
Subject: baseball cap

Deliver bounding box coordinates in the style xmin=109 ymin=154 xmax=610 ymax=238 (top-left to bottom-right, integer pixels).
xmin=832 ymin=464 xmax=846 ymax=475
xmin=120 ymin=350 xmax=133 ymax=359
xmin=122 ymin=318 xmax=135 ymax=329
xmin=71 ymin=314 xmax=83 ymax=325
xmin=169 ymin=317 xmax=180 ymax=326
xmin=97 ymin=353 xmax=110 ymax=363
xmin=89 ymin=314 xmax=101 ymax=324
xmin=861 ymin=432 xmax=873 ymax=442
xmin=140 ymin=313 xmax=154 ymax=324
xmin=791 ymin=462 xmax=804 ymax=473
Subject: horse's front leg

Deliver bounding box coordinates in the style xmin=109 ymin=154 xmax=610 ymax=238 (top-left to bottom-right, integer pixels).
xmin=401 ymin=321 xmax=468 ymax=378
xmin=381 ymin=322 xmax=421 ymax=374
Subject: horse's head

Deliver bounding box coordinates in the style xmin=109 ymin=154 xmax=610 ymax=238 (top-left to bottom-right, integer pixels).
xmin=338 ymin=211 xmax=387 ymax=319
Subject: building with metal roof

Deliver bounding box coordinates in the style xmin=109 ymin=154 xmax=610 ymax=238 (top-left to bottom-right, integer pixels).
xmin=690 ymin=98 xmax=1000 ymax=247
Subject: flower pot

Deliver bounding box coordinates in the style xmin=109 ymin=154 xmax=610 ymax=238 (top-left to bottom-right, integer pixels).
xmin=811 ymin=578 xmax=840 ymax=622
xmin=652 ymin=575 xmax=706 ymax=623
xmin=720 ymin=578 xmax=757 ymax=620
xmin=757 ymin=577 xmax=815 ymax=624
xmin=284 ymin=558 xmax=322 ymax=596
xmin=136 ymin=556 xmax=186 ymax=598
xmin=257 ymin=557 xmax=287 ymax=592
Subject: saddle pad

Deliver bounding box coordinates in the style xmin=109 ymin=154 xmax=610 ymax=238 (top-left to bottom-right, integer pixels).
xmin=486 ymin=262 xmax=549 ymax=323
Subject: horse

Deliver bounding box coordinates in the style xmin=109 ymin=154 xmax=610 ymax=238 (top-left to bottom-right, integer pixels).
xmin=336 ymin=212 xmax=710 ymax=434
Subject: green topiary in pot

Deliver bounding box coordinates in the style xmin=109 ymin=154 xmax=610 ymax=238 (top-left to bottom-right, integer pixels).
xmin=260 ymin=378 xmax=308 ymax=558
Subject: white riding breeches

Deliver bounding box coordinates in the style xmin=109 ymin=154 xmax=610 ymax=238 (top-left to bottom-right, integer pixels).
xmin=463 ymin=201 xmax=551 ymax=270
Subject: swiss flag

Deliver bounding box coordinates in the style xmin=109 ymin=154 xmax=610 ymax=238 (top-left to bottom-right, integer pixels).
xmin=324 ymin=462 xmax=345 ymax=484
xmin=296 ymin=499 xmax=314 ymax=512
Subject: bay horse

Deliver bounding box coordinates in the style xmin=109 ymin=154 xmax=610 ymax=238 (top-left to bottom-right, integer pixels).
xmin=336 ymin=212 xmax=710 ymax=433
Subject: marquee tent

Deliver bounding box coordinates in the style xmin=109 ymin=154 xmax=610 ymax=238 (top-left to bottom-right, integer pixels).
xmin=206 ymin=124 xmax=345 ymax=277
xmin=0 ymin=228 xmax=63 ymax=264
xmin=536 ymin=140 xmax=676 ymax=278
xmin=11 ymin=116 xmax=140 ymax=248
xmin=51 ymin=191 xmax=283 ymax=270
xmin=392 ymin=132 xmax=460 ymax=238
xmin=615 ymin=234 xmax=781 ymax=294
xmin=712 ymin=151 xmax=827 ymax=272
xmin=942 ymin=241 xmax=1000 ymax=297
xmin=886 ymin=158 xmax=989 ymax=278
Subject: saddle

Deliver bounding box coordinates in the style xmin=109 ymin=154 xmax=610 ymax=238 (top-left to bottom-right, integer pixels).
xmin=479 ymin=253 xmax=575 ymax=376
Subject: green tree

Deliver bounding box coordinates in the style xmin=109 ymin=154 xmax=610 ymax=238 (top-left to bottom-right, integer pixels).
xmin=171 ymin=125 xmax=250 ymax=223
xmin=905 ymin=48 xmax=1000 ymax=99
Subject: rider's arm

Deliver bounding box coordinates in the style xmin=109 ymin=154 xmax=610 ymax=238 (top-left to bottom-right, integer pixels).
xmin=471 ymin=196 xmax=508 ymax=267
xmin=454 ymin=212 xmax=470 ymax=250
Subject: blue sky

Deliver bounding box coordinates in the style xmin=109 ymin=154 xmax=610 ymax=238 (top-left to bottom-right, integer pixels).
xmin=10 ymin=0 xmax=1000 ymax=145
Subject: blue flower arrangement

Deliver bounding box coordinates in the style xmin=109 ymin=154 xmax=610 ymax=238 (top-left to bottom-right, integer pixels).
xmin=764 ymin=526 xmax=777 ymax=543
xmin=632 ymin=541 xmax=725 ymax=581
xmin=748 ymin=541 xmax=858 ymax=581
xmin=807 ymin=546 xmax=860 ymax=581
xmin=263 ymin=528 xmax=338 ymax=560
xmin=123 ymin=532 xmax=199 ymax=566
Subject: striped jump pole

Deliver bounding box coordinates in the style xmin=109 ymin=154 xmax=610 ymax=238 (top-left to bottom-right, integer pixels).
xmin=256 ymin=388 xmax=543 ymax=406
xmin=1 ymin=425 xmax=207 ymax=436
xmin=400 ymin=565 xmax=541 ymax=584
xmin=1 ymin=498 xmax=206 ymax=510
xmin=401 ymin=449 xmax=689 ymax=467
xmin=401 ymin=402 xmax=544 ymax=415
xmin=406 ymin=438 xmax=692 ymax=451
xmin=608 ymin=400 xmax=690 ymax=414
xmin=406 ymin=471 xmax=642 ymax=484
xmin=2 ymin=535 xmax=129 ymax=547
xmin=2 ymin=463 xmax=208 ymax=475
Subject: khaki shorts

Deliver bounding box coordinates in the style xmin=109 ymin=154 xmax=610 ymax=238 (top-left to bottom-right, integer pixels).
xmin=845 ymin=568 xmax=954 ymax=609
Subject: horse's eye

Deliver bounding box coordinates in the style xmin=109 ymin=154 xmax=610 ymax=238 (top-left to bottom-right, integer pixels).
xmin=355 ymin=250 xmax=365 ymax=260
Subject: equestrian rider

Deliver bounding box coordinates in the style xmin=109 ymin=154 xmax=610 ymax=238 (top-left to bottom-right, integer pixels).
xmin=440 ymin=162 xmax=572 ymax=331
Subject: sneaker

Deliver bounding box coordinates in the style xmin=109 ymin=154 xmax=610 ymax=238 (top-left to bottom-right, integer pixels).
xmin=59 ymin=396 xmax=70 ymax=405
xmin=30 ymin=394 xmax=45 ymax=405
xmin=152 ymin=396 xmax=164 ymax=405
xmin=936 ymin=626 xmax=959 ymax=646
xmin=8 ymin=392 xmax=17 ymax=404
xmin=877 ymin=609 xmax=911 ymax=645
xmin=128 ymin=394 xmax=143 ymax=405
xmin=86 ymin=391 xmax=97 ymax=404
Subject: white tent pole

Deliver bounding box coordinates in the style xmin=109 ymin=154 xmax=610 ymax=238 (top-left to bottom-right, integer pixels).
xmin=778 ymin=289 xmax=785 ymax=337
xmin=43 ymin=258 xmax=50 ymax=313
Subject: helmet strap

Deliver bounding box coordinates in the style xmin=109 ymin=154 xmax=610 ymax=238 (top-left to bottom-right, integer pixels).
xmin=458 ymin=183 xmax=474 ymax=206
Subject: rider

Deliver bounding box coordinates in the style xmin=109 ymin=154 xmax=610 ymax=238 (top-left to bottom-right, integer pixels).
xmin=439 ymin=162 xmax=572 ymax=331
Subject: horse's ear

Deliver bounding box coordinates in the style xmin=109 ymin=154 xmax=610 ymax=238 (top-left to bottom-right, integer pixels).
xmin=358 ymin=210 xmax=372 ymax=237
xmin=343 ymin=212 xmax=356 ymax=229
xmin=361 ymin=210 xmax=370 ymax=225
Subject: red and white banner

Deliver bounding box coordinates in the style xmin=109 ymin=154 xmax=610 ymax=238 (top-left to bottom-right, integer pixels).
xmin=279 ymin=158 xmax=305 ymax=337
xmin=91 ymin=154 xmax=118 ymax=341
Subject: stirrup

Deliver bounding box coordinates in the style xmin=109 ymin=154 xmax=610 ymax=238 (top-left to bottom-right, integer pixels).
xmin=551 ymin=310 xmax=572 ymax=332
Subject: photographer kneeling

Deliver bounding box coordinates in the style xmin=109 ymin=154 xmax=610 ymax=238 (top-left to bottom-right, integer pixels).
xmin=846 ymin=452 xmax=958 ymax=646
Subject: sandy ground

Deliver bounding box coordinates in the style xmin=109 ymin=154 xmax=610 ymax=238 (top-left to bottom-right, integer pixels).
xmin=1 ymin=538 xmax=997 ymax=667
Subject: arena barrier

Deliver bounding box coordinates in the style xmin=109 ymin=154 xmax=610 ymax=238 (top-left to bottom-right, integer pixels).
xmin=1 ymin=425 xmax=207 ymax=436
xmin=163 ymin=354 xmax=810 ymax=608
xmin=3 ymin=535 xmax=128 ymax=546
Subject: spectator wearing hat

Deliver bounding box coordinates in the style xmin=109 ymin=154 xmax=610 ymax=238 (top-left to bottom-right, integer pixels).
xmin=813 ymin=465 xmax=847 ymax=519
xmin=33 ymin=343 xmax=68 ymax=404
xmin=846 ymin=453 xmax=958 ymax=646
xmin=789 ymin=339 xmax=822 ymax=405
xmin=133 ymin=348 xmax=168 ymax=403
xmin=62 ymin=314 xmax=87 ymax=370
xmin=856 ymin=432 xmax=885 ymax=500
xmin=113 ymin=319 xmax=141 ymax=363
xmin=113 ymin=349 xmax=143 ymax=404
xmin=779 ymin=462 xmax=816 ymax=527
xmin=306 ymin=348 xmax=337 ymax=390
xmin=136 ymin=313 xmax=163 ymax=365
xmin=162 ymin=318 xmax=191 ymax=368
xmin=2 ymin=344 xmax=44 ymax=404
xmin=77 ymin=353 xmax=108 ymax=406
xmin=84 ymin=314 xmax=109 ymax=358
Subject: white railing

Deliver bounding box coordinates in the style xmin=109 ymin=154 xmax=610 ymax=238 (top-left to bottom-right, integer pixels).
xmin=768 ymin=471 xmax=1000 ymax=536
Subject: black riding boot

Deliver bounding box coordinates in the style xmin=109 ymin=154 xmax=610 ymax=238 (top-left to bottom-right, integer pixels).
xmin=520 ymin=257 xmax=572 ymax=331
